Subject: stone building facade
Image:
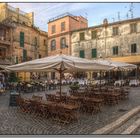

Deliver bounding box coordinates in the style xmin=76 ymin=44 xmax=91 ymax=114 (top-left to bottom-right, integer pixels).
xmin=0 ymin=3 xmax=48 ymax=64
xmin=0 ymin=3 xmax=48 ymax=81
xmin=71 ymin=18 xmax=140 ymax=79
xmin=71 ymin=18 xmax=140 ymax=64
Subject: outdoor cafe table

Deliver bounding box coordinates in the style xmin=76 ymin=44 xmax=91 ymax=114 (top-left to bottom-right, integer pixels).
xmin=41 ymin=100 xmax=80 ymax=123
xmin=103 ymin=92 xmax=121 ymax=105
xmin=41 ymin=100 xmax=79 ymax=111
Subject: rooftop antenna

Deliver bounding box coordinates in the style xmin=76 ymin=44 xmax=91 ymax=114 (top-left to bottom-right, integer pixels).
xmin=126 ymin=13 xmax=129 ymax=19
xmin=129 ymin=3 xmax=134 ymax=19
xmin=85 ymin=12 xmax=88 ymax=19
xmin=118 ymin=12 xmax=120 ymax=21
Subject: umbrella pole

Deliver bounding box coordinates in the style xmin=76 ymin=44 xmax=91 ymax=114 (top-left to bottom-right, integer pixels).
xmin=59 ymin=69 xmax=62 ymax=98
xmin=100 ymin=70 xmax=101 ymax=92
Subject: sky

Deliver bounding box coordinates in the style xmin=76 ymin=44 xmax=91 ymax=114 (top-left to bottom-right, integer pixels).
xmin=8 ymin=2 xmax=140 ymax=32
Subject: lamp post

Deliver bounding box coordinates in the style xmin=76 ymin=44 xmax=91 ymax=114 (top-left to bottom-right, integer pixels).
xmin=103 ymin=18 xmax=108 ymax=58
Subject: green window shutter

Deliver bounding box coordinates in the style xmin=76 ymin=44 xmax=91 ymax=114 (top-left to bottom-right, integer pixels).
xmin=16 ymin=56 xmax=18 ymax=64
xmin=131 ymin=44 xmax=137 ymax=53
xmin=80 ymin=50 xmax=85 ymax=58
xmin=92 ymin=31 xmax=97 ymax=39
xmin=80 ymin=32 xmax=85 ymax=41
xmin=116 ymin=47 xmax=118 ymax=54
xmin=20 ymin=32 xmax=24 ymax=47
xmin=92 ymin=48 xmax=97 ymax=58
xmin=113 ymin=46 xmax=118 ymax=55
xmin=23 ymin=49 xmax=27 ymax=61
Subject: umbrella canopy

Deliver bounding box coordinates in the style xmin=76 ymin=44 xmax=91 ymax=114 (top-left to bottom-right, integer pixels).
xmin=94 ymin=59 xmax=137 ymax=71
xmin=0 ymin=65 xmax=11 ymax=72
xmin=6 ymin=54 xmax=114 ymax=72
xmin=6 ymin=54 xmax=114 ymax=97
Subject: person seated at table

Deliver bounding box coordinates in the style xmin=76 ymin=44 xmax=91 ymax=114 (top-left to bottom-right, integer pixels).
xmin=0 ymin=81 xmax=5 ymax=94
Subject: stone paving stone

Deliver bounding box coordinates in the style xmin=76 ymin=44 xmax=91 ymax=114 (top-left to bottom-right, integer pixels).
xmin=0 ymin=87 xmax=140 ymax=135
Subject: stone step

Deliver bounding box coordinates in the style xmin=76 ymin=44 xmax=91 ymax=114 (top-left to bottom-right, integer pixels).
xmin=111 ymin=113 xmax=140 ymax=134
xmin=92 ymin=105 xmax=140 ymax=134
xmin=121 ymin=118 xmax=140 ymax=134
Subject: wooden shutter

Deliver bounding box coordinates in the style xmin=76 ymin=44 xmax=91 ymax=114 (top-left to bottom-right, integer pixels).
xmin=23 ymin=49 xmax=27 ymax=61
xmin=20 ymin=32 xmax=24 ymax=47
xmin=16 ymin=56 xmax=18 ymax=64
xmin=80 ymin=32 xmax=85 ymax=41
xmin=92 ymin=48 xmax=97 ymax=58
xmin=92 ymin=31 xmax=97 ymax=39
xmin=113 ymin=46 xmax=118 ymax=55
xmin=80 ymin=50 xmax=85 ymax=58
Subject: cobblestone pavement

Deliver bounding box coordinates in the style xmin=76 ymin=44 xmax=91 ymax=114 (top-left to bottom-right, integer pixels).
xmin=0 ymin=86 xmax=140 ymax=135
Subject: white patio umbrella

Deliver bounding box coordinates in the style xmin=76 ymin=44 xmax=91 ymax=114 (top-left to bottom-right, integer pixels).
xmin=0 ymin=65 xmax=11 ymax=72
xmin=94 ymin=59 xmax=137 ymax=85
xmin=94 ymin=59 xmax=137 ymax=70
xmin=7 ymin=54 xmax=113 ymax=96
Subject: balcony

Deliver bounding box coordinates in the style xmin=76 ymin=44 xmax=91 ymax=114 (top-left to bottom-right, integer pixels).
xmin=0 ymin=37 xmax=11 ymax=46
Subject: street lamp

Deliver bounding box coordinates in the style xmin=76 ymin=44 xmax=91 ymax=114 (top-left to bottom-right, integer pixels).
xmin=103 ymin=18 xmax=108 ymax=58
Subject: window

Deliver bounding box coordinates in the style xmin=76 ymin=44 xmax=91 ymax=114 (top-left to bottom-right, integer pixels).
xmin=34 ymin=37 xmax=37 ymax=46
xmin=113 ymin=26 xmax=119 ymax=36
xmin=80 ymin=32 xmax=85 ymax=41
xmin=113 ymin=46 xmax=118 ymax=55
xmin=15 ymin=56 xmax=18 ymax=64
xmin=130 ymin=23 xmax=137 ymax=33
xmin=44 ymin=39 xmax=46 ymax=45
xmin=131 ymin=43 xmax=137 ymax=53
xmin=92 ymin=48 xmax=97 ymax=58
xmin=23 ymin=49 xmax=27 ymax=62
xmin=52 ymin=25 xmax=56 ymax=34
xmin=61 ymin=22 xmax=65 ymax=31
xmin=60 ymin=37 xmax=67 ymax=48
xmin=51 ymin=39 xmax=56 ymax=51
xmin=79 ymin=50 xmax=85 ymax=58
xmin=91 ymin=31 xmax=97 ymax=39
xmin=20 ymin=32 xmax=24 ymax=47
xmin=39 ymin=54 xmax=42 ymax=58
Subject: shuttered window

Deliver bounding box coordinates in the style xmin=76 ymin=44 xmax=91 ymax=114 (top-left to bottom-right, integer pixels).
xmin=91 ymin=31 xmax=97 ymax=39
xmin=130 ymin=23 xmax=137 ymax=33
xmin=51 ymin=39 xmax=56 ymax=51
xmin=113 ymin=27 xmax=119 ymax=36
xmin=52 ymin=25 xmax=56 ymax=34
xmin=79 ymin=50 xmax=85 ymax=58
xmin=131 ymin=44 xmax=137 ymax=53
xmin=61 ymin=22 xmax=65 ymax=31
xmin=80 ymin=32 xmax=85 ymax=41
xmin=113 ymin=46 xmax=118 ymax=55
xmin=23 ymin=49 xmax=27 ymax=61
xmin=92 ymin=48 xmax=97 ymax=58
xmin=20 ymin=32 xmax=24 ymax=47
xmin=16 ymin=56 xmax=18 ymax=64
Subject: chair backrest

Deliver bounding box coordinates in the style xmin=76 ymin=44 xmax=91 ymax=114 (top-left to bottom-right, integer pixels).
xmin=32 ymin=95 xmax=43 ymax=100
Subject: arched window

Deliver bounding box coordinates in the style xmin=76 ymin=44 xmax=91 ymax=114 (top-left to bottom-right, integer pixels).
xmin=60 ymin=37 xmax=67 ymax=49
xmin=51 ymin=39 xmax=56 ymax=51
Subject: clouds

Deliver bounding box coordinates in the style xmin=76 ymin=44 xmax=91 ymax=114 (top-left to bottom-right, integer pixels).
xmin=8 ymin=3 xmax=140 ymax=31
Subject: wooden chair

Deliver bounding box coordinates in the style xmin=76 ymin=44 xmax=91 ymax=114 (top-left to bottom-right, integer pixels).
xmin=32 ymin=95 xmax=43 ymax=101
